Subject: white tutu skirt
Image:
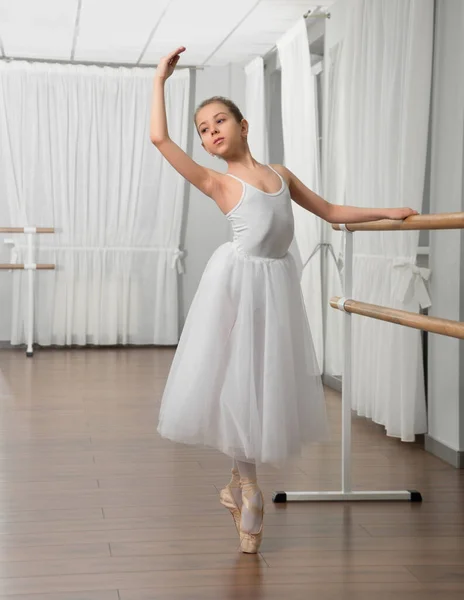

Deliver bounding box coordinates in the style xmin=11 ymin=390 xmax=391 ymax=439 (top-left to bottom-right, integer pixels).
xmin=157 ymin=242 xmax=329 ymax=467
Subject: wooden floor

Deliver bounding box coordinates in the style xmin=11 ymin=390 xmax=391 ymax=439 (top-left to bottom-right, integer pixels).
xmin=0 ymin=347 xmax=463 ymax=600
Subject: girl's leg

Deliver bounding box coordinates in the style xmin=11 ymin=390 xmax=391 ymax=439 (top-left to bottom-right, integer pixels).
xmin=234 ymin=459 xmax=256 ymax=482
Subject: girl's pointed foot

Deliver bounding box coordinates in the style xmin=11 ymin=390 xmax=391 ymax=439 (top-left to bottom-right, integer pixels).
xmin=239 ymin=479 xmax=264 ymax=554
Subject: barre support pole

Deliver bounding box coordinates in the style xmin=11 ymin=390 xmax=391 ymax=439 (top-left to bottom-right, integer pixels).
xmin=272 ymin=227 xmax=421 ymax=504
xmin=0 ymin=226 xmax=55 ymax=356
xmin=26 ymin=230 xmax=34 ymax=356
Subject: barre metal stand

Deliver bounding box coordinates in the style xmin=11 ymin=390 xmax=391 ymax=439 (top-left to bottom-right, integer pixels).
xmin=1 ymin=227 xmax=55 ymax=357
xmin=272 ymin=226 xmax=421 ymax=504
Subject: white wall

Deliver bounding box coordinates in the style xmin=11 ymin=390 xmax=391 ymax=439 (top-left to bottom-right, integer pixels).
xmin=323 ymin=0 xmax=348 ymax=57
xmin=320 ymin=0 xmax=352 ymax=388
xmin=180 ymin=64 xmax=245 ymax=327
xmin=427 ymin=0 xmax=464 ymax=457
xmin=322 ymin=0 xmax=349 ymax=193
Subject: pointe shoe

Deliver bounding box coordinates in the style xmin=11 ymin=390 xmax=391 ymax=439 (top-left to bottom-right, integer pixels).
xmin=239 ymin=481 xmax=264 ymax=554
xmin=219 ymin=468 xmax=242 ymax=535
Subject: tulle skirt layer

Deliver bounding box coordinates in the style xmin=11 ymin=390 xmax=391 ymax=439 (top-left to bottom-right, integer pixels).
xmin=157 ymin=242 xmax=329 ymax=467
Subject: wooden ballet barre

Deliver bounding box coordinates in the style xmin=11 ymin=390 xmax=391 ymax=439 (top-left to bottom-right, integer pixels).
xmin=332 ymin=211 xmax=464 ymax=231
xmin=0 ymin=227 xmax=55 ymax=233
xmin=0 ymin=264 xmax=55 ymax=270
xmin=330 ymin=297 xmax=464 ymax=340
xmin=274 ymin=212 xmax=464 ymax=506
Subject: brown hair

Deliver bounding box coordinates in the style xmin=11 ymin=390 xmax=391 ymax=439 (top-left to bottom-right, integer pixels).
xmin=194 ymin=96 xmax=244 ymax=128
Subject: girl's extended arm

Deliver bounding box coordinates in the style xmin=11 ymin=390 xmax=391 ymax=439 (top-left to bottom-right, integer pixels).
xmin=277 ymin=165 xmax=418 ymax=223
xmin=150 ymin=47 xmax=216 ymax=197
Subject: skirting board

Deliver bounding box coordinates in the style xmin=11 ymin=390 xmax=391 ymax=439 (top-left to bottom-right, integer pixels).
xmin=322 ymin=373 xmax=342 ymax=393
xmin=425 ymin=434 xmax=464 ymax=469
xmin=322 ymin=373 xmax=463 ymax=469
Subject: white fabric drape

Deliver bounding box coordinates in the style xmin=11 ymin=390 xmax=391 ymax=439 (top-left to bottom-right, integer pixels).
xmin=277 ymin=18 xmax=323 ymax=371
xmin=245 ymin=57 xmax=268 ymax=164
xmin=325 ymin=0 xmax=434 ymax=440
xmin=0 ymin=62 xmax=190 ymax=346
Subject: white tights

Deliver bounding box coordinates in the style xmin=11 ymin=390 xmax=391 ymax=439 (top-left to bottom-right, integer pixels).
xmin=231 ymin=459 xmax=263 ymax=534
xmin=233 ymin=459 xmax=257 ymax=482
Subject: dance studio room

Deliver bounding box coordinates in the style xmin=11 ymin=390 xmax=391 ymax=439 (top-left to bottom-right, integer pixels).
xmin=0 ymin=1 xmax=463 ymax=599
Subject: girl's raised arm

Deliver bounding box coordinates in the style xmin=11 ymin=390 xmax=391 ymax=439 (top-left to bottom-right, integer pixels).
xmin=150 ymin=47 xmax=216 ymax=198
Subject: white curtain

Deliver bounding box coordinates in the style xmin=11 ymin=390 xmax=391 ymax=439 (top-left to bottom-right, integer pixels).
xmin=245 ymin=57 xmax=268 ymax=164
xmin=277 ymin=18 xmax=323 ymax=371
xmin=326 ymin=0 xmax=434 ymax=440
xmin=0 ymin=62 xmax=190 ymax=346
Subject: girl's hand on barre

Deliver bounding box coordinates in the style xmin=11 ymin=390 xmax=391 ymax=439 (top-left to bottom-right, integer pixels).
xmin=386 ymin=207 xmax=419 ymax=220
xmin=155 ymin=47 xmax=186 ymax=82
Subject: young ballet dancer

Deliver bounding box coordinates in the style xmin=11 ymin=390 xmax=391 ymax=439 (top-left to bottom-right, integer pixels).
xmin=152 ymin=47 xmax=418 ymax=554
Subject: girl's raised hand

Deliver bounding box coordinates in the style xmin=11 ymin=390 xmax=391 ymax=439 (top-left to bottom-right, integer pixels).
xmin=155 ymin=47 xmax=186 ymax=82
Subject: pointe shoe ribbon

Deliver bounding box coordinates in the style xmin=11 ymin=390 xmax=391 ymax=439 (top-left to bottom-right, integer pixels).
xmin=219 ymin=468 xmax=241 ymax=535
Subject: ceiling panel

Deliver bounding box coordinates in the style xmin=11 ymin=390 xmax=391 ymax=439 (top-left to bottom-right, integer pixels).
xmin=207 ymin=0 xmax=331 ymax=65
xmin=0 ymin=0 xmax=76 ymax=59
xmin=0 ymin=0 xmax=335 ymax=66
xmin=74 ymin=0 xmax=172 ymax=63
xmin=141 ymin=0 xmax=261 ymax=66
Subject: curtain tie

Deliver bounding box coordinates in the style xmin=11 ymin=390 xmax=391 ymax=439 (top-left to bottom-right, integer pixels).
xmin=3 ymin=238 xmax=19 ymax=269
xmin=303 ymin=242 xmax=343 ymax=284
xmin=393 ymin=261 xmax=431 ymax=309
xmin=171 ymin=249 xmax=185 ymax=274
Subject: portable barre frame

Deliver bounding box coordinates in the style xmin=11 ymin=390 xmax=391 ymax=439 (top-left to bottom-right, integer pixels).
xmin=1 ymin=227 xmax=56 ymax=357
xmin=273 ymin=211 xmax=464 ymax=504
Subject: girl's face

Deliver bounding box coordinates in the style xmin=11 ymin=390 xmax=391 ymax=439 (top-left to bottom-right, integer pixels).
xmin=196 ymin=102 xmax=247 ymax=158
